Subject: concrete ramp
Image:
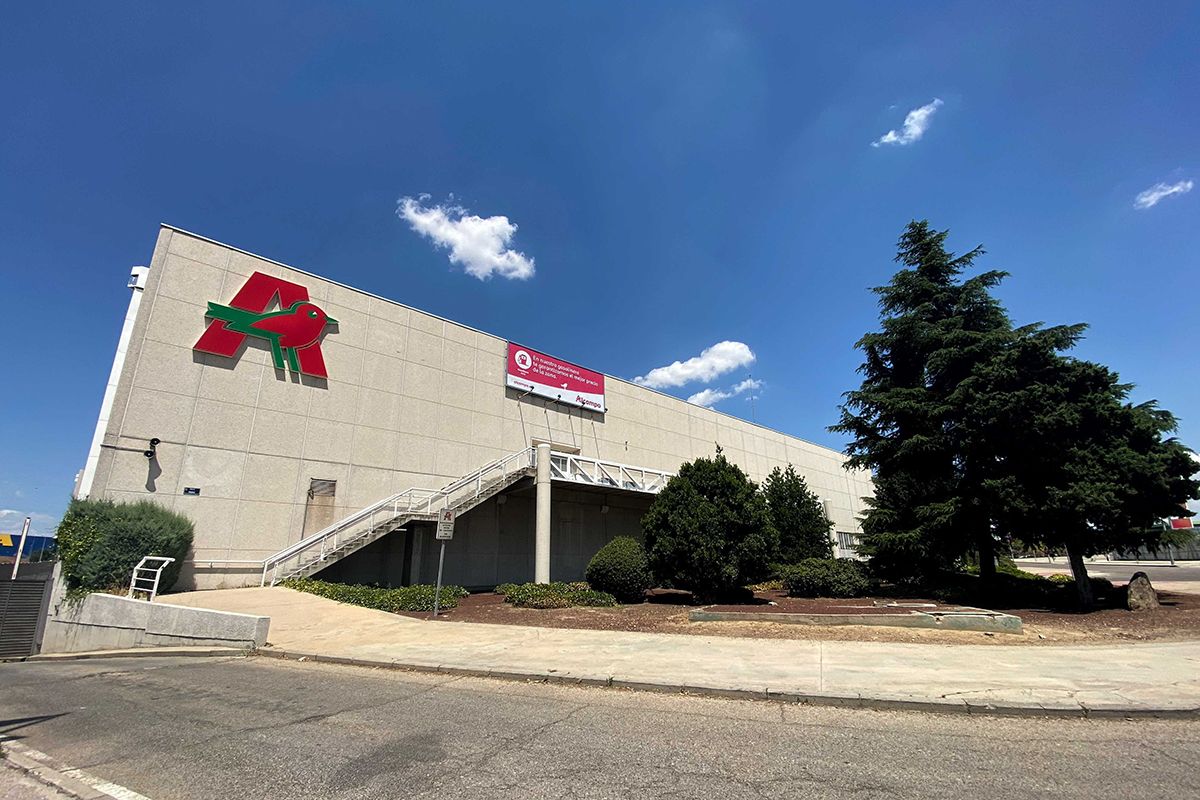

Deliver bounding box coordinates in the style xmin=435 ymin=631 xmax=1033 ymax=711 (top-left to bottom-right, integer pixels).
xmin=162 ymin=586 xmax=424 ymax=651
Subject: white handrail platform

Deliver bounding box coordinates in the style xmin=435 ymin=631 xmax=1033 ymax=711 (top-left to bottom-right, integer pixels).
xmin=128 ymin=556 xmax=176 ymax=601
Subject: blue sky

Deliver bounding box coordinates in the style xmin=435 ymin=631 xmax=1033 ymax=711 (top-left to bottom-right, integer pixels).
xmin=1 ymin=2 xmax=1197 ymax=535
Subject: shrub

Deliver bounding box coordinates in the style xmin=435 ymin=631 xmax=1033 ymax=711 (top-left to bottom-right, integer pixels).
xmin=585 ymin=537 xmax=653 ymax=603
xmin=642 ymin=452 xmax=778 ymax=600
xmin=763 ymin=465 xmax=833 ymax=561
xmin=494 ymin=582 xmax=519 ymax=596
xmin=283 ymin=578 xmax=468 ymax=612
xmin=57 ymin=498 xmax=193 ymax=594
xmin=780 ymin=558 xmax=870 ymax=598
xmin=502 ymin=582 xmax=618 ymax=609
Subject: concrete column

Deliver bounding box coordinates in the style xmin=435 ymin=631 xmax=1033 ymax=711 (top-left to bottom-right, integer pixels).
xmin=535 ymin=443 xmax=552 ymax=583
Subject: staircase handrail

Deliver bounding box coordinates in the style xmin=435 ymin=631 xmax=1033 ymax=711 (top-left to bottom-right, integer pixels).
xmin=260 ymin=447 xmax=535 ymax=585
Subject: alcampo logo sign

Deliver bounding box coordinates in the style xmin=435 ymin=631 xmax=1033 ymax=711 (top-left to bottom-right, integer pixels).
xmin=193 ymin=271 xmax=337 ymax=378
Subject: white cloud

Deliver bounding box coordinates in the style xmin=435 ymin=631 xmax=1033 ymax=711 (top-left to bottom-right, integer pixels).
xmin=872 ymin=98 xmax=943 ymax=147
xmin=634 ymin=341 xmax=756 ymax=389
xmin=397 ymin=195 xmax=535 ymax=280
xmin=0 ymin=509 xmax=58 ymax=538
xmin=687 ymin=377 xmax=763 ymax=408
xmin=1133 ymin=179 xmax=1193 ymax=210
xmin=687 ymin=387 xmax=733 ymax=408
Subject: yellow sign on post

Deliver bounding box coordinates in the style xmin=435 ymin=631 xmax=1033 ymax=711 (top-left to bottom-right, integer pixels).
xmin=0 ymin=535 xmax=12 ymax=548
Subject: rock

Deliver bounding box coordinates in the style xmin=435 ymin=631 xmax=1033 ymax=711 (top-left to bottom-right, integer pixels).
xmin=1126 ymin=572 xmax=1159 ymax=611
xmin=645 ymin=588 xmax=696 ymax=605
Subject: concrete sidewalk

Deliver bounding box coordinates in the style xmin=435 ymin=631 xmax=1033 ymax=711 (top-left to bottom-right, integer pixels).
xmin=163 ymin=587 xmax=1200 ymax=717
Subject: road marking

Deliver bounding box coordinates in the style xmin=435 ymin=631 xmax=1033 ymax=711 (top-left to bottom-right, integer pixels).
xmin=1 ymin=738 xmax=154 ymax=800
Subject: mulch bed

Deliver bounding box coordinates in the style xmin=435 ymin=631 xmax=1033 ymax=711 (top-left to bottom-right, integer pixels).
xmin=397 ymin=587 xmax=1200 ymax=645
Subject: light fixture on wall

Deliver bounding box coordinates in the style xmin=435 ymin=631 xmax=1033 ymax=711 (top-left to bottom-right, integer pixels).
xmin=496 ymin=495 xmax=508 ymax=506
xmin=601 ymin=504 xmax=609 ymax=515
xmin=143 ymin=437 xmax=161 ymax=459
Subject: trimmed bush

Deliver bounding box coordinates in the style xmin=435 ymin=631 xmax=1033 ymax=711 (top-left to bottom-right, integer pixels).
xmin=642 ymin=452 xmax=778 ymax=600
xmin=283 ymin=578 xmax=468 ymax=612
xmin=494 ymin=583 xmax=519 ymax=596
xmin=780 ymin=558 xmax=870 ymax=598
xmin=502 ymin=582 xmax=618 ymax=609
xmin=585 ymin=537 xmax=653 ymax=603
xmin=57 ymin=498 xmax=193 ymax=594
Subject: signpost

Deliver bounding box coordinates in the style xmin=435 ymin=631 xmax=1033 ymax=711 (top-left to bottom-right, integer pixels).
xmin=432 ymin=509 xmax=455 ymax=618
xmin=10 ymin=516 xmax=30 ymax=579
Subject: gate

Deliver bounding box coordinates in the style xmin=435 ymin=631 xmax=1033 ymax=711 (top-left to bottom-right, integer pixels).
xmin=0 ymin=562 xmax=55 ymax=659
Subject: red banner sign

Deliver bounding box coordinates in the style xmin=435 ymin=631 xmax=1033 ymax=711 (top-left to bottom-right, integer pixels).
xmin=506 ymin=343 xmax=605 ymax=412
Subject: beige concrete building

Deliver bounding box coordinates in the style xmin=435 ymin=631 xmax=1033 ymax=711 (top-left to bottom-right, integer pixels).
xmin=76 ymin=225 xmax=873 ymax=591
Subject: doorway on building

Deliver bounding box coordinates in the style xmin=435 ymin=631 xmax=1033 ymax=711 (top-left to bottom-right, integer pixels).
xmin=301 ymin=478 xmax=338 ymax=536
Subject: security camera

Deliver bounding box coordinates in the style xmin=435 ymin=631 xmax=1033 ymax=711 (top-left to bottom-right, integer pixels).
xmin=145 ymin=437 xmax=161 ymax=459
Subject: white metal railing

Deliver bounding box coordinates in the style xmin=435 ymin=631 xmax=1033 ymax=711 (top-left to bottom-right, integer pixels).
xmin=257 ymin=447 xmax=676 ymax=587
xmin=548 ymin=452 xmax=673 ymax=493
xmin=260 ymin=447 xmax=537 ymax=586
xmin=129 ymin=556 xmax=175 ymax=601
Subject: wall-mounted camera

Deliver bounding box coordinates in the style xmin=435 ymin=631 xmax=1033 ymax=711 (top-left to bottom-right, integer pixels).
xmin=144 ymin=437 xmax=161 ymax=459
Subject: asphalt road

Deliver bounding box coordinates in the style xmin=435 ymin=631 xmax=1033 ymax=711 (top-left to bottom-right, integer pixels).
xmin=1 ymin=656 xmax=1197 ymax=800
xmin=1017 ymin=559 xmax=1200 ymax=590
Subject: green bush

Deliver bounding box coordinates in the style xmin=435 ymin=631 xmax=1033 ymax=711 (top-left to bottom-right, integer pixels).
xmin=502 ymin=582 xmax=618 ymax=609
xmin=934 ymin=570 xmax=1116 ymax=610
xmin=780 ymin=558 xmax=870 ymax=598
xmin=585 ymin=537 xmax=653 ymax=603
xmin=283 ymin=578 xmax=469 ymax=612
xmin=494 ymin=583 xmax=519 ymax=596
xmin=763 ymin=465 xmax=833 ymax=561
xmin=57 ymin=498 xmax=194 ymax=594
xmin=642 ymin=452 xmax=778 ymax=600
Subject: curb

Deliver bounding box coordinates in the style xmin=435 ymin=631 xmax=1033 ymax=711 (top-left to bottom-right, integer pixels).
xmin=1 ymin=738 xmax=154 ymax=800
xmin=14 ymin=646 xmax=252 ymax=663
xmin=253 ymin=648 xmax=1200 ymax=720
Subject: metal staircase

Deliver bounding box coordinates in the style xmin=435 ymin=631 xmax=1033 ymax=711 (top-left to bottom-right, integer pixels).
xmin=261 ymin=448 xmax=536 ymax=586
xmin=258 ymin=447 xmax=676 ymax=587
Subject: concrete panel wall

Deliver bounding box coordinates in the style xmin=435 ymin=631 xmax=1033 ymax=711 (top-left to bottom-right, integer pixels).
xmin=41 ymin=592 xmax=269 ymax=654
xmin=87 ymin=226 xmax=875 ymax=589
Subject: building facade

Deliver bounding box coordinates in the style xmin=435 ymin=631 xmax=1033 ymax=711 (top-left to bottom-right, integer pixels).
xmin=77 ymin=226 xmax=873 ymax=591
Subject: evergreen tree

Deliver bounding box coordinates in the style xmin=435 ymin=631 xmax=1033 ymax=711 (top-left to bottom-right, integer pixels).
xmin=641 ymin=450 xmax=778 ymax=599
xmin=831 ymin=221 xmax=1012 ymax=583
xmin=968 ymin=327 xmax=1198 ymax=606
xmin=762 ymin=464 xmax=833 ymax=561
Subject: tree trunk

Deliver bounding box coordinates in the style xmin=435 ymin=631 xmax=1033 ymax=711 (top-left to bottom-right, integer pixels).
xmin=1065 ymin=541 xmax=1094 ymax=610
xmin=976 ymin=529 xmax=996 ymax=585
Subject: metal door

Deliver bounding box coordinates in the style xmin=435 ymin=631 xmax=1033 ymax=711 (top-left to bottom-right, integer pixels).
xmin=0 ymin=566 xmax=53 ymax=659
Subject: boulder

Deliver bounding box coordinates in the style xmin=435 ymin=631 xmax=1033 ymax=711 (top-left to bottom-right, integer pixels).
xmin=1126 ymin=572 xmax=1159 ymax=611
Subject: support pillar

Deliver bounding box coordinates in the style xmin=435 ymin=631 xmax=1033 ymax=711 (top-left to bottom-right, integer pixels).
xmin=535 ymin=443 xmax=552 ymax=583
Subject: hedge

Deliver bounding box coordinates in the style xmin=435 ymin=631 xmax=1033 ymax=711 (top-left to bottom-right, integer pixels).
xmin=780 ymin=558 xmax=870 ymax=598
xmin=283 ymin=578 xmax=469 ymax=612
xmin=502 ymin=582 xmax=618 ymax=609
xmin=57 ymin=498 xmax=193 ymax=594
xmin=585 ymin=537 xmax=653 ymax=603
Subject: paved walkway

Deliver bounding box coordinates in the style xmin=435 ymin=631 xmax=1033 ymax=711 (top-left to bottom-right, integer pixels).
xmin=162 ymin=587 xmax=1200 ymax=716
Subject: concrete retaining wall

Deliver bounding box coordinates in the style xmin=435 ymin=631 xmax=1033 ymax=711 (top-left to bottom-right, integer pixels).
xmin=41 ymin=592 xmax=269 ymax=654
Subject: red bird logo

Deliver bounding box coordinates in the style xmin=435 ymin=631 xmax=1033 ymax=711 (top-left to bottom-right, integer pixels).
xmin=205 ymin=300 xmax=338 ymax=373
